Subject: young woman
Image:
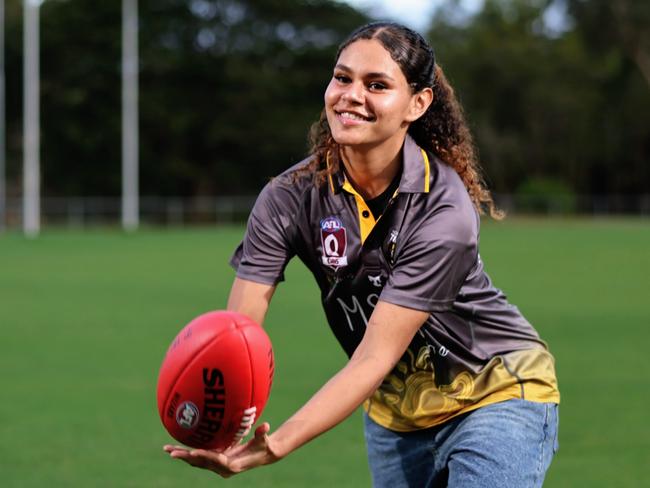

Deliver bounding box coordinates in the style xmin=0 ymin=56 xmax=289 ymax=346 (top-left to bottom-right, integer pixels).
xmin=164 ymin=22 xmax=560 ymax=487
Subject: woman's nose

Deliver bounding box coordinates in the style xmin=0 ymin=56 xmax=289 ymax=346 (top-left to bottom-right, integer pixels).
xmin=341 ymin=81 xmax=364 ymax=104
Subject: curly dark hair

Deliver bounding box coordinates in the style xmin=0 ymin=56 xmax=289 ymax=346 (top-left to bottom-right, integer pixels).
xmin=306 ymin=22 xmax=502 ymax=219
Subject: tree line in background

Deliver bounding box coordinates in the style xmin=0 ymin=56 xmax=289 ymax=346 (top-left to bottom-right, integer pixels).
xmin=3 ymin=0 xmax=649 ymax=203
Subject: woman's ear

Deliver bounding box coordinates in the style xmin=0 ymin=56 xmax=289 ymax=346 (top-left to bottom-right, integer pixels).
xmin=406 ymin=87 xmax=433 ymax=122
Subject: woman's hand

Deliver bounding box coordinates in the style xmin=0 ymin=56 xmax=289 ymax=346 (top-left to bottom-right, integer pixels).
xmin=163 ymin=422 xmax=281 ymax=478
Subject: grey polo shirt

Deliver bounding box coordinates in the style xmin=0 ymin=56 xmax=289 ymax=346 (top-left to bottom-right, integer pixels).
xmin=231 ymin=135 xmax=559 ymax=431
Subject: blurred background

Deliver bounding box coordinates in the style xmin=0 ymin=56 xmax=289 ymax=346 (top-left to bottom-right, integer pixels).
xmin=0 ymin=1 xmax=648 ymax=487
xmin=1 ymin=0 xmax=649 ymax=228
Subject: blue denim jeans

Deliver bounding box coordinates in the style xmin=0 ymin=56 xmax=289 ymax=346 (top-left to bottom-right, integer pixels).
xmin=364 ymin=399 xmax=559 ymax=488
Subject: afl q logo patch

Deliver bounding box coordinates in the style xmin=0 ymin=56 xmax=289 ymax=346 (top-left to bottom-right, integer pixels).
xmin=320 ymin=216 xmax=348 ymax=269
xmin=176 ymin=401 xmax=200 ymax=429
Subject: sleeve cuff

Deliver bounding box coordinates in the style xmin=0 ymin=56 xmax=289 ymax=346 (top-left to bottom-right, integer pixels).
xmin=233 ymin=266 xmax=285 ymax=286
xmin=379 ymin=289 xmax=453 ymax=313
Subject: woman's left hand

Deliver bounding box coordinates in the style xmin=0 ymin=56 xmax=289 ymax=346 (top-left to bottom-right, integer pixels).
xmin=163 ymin=422 xmax=281 ymax=478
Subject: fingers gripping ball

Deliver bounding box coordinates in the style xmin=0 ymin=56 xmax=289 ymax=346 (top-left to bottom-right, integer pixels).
xmin=157 ymin=311 xmax=274 ymax=450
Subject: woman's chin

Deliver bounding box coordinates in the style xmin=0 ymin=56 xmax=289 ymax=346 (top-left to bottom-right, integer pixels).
xmin=331 ymin=132 xmax=372 ymax=147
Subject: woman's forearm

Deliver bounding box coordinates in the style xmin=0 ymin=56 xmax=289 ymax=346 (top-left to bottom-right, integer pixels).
xmin=267 ymin=353 xmax=389 ymax=458
xmin=267 ymin=301 xmax=428 ymax=459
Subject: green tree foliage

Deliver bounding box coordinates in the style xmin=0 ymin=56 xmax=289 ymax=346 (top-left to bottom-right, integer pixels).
xmin=4 ymin=0 xmax=648 ymax=199
xmin=428 ymin=0 xmax=650 ymax=197
xmin=564 ymin=0 xmax=650 ymax=195
xmin=4 ymin=0 xmax=368 ymax=197
xmin=137 ymin=0 xmax=368 ymax=196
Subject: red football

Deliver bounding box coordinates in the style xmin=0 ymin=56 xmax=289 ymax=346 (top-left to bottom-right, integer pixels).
xmin=157 ymin=311 xmax=274 ymax=450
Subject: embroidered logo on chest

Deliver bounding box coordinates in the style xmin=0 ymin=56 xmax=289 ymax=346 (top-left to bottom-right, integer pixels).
xmin=320 ymin=216 xmax=348 ymax=269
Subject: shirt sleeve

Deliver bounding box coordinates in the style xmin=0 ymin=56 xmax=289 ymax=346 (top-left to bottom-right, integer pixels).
xmin=379 ymin=206 xmax=478 ymax=312
xmin=229 ymin=180 xmax=297 ymax=285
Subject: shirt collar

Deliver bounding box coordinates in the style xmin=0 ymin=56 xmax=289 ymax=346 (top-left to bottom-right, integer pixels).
xmin=327 ymin=134 xmax=431 ymax=195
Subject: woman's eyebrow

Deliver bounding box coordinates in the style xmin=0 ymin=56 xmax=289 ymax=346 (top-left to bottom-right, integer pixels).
xmin=334 ymin=63 xmax=395 ymax=81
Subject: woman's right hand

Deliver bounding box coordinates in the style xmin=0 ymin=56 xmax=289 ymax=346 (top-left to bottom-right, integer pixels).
xmin=163 ymin=422 xmax=281 ymax=478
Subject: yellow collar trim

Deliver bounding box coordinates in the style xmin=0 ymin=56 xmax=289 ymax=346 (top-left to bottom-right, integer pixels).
xmin=341 ymin=179 xmax=376 ymax=245
xmin=421 ymin=149 xmax=430 ymax=193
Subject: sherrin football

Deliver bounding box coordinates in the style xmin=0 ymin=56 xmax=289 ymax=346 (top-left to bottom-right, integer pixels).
xmin=156 ymin=311 xmax=274 ymax=450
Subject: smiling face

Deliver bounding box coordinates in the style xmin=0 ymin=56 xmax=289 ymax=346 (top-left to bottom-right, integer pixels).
xmin=324 ymin=39 xmax=430 ymax=151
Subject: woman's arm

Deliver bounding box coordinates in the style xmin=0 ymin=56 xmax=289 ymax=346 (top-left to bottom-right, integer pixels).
xmin=267 ymin=300 xmax=428 ymax=455
xmin=166 ymin=299 xmax=428 ymax=477
xmin=226 ymin=277 xmax=276 ymax=326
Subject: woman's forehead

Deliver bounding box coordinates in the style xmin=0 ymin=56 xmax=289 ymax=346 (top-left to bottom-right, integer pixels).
xmin=335 ymin=39 xmax=404 ymax=78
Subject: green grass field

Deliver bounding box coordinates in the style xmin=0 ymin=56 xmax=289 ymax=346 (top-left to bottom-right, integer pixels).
xmin=0 ymin=218 xmax=648 ymax=487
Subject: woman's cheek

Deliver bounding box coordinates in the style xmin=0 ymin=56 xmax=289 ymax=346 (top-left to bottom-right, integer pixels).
xmin=324 ymin=81 xmax=338 ymax=106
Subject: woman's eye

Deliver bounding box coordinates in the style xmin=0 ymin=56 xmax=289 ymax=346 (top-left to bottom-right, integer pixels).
xmin=334 ymin=75 xmax=351 ymax=83
xmin=369 ymin=82 xmax=387 ymax=91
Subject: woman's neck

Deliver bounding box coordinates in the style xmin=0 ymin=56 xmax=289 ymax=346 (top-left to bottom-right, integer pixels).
xmin=340 ymin=136 xmax=404 ymax=200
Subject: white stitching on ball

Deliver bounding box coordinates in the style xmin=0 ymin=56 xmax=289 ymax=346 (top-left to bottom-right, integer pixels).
xmin=234 ymin=406 xmax=257 ymax=440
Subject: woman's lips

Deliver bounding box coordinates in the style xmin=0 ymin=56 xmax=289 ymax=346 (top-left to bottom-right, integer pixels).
xmin=335 ymin=110 xmax=373 ymax=126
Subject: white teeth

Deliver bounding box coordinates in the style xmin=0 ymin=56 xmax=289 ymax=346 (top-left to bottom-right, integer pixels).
xmin=340 ymin=112 xmax=367 ymax=121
